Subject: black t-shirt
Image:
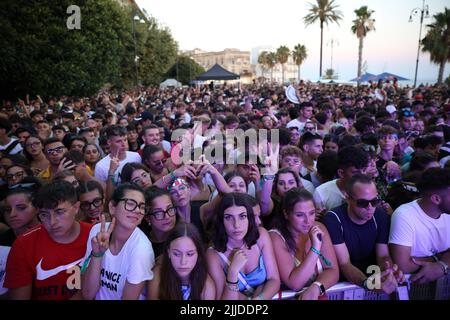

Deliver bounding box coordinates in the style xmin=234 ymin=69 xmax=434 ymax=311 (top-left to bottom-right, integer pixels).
xmin=322 ymin=203 xmax=390 ymax=275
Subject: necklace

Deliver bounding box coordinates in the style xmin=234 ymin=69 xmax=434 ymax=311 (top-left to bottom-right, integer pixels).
xmin=227 ymin=243 xmax=246 ymax=251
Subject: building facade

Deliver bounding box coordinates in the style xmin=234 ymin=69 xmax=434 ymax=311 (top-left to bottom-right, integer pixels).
xmin=182 ymin=48 xmax=252 ymax=78
xmin=252 ymin=46 xmax=299 ymax=83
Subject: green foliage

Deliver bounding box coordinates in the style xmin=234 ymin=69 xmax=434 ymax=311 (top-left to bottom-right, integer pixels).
xmin=0 ymin=0 xmax=179 ymax=99
xmin=292 ymin=44 xmax=308 ymax=66
xmin=0 ymin=0 xmax=132 ymax=99
xmin=139 ymin=21 xmax=178 ymax=86
xmin=324 ymin=68 xmax=338 ymax=79
xmin=165 ymin=56 xmax=205 ymax=85
xmin=421 ymin=8 xmax=450 ymax=83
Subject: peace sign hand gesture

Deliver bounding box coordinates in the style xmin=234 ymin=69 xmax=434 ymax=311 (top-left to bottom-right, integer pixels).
xmin=91 ymin=214 xmax=116 ymax=256
xmin=261 ymin=142 xmax=279 ymax=176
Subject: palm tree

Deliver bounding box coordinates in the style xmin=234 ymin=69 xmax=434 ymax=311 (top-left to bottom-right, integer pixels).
xmin=258 ymin=51 xmax=269 ymax=81
xmin=266 ymin=52 xmax=277 ymax=83
xmin=421 ymin=8 xmax=450 ymax=84
xmin=324 ymin=68 xmax=338 ymax=80
xmin=303 ymin=0 xmax=343 ymax=78
xmin=292 ymin=44 xmax=308 ymax=81
xmin=276 ymin=46 xmax=290 ymax=83
xmin=351 ymin=6 xmax=375 ymax=85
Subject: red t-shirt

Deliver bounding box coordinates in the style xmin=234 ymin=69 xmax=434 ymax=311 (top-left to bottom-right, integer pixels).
xmin=4 ymin=222 xmax=92 ymax=300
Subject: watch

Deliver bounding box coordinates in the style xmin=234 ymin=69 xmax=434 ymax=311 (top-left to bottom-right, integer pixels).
xmin=313 ymin=281 xmax=326 ymax=296
xmin=437 ymin=260 xmax=449 ymax=275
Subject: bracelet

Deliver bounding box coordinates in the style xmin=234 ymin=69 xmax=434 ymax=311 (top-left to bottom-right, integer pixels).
xmin=91 ymin=251 xmax=105 ymax=258
xmin=226 ymin=278 xmax=238 ymax=285
xmin=263 ymin=175 xmax=275 ymax=181
xmin=310 ymin=247 xmax=333 ymax=267
xmin=225 ymin=282 xmax=240 ymax=292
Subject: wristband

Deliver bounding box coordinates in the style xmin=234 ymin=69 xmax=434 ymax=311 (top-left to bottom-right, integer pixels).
xmin=225 ymin=282 xmax=239 ymax=292
xmin=226 ymin=278 xmax=238 ymax=285
xmin=91 ymin=251 xmax=105 ymax=258
xmin=310 ymin=247 xmax=333 ymax=267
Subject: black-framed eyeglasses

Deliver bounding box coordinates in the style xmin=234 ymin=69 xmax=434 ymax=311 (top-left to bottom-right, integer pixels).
xmin=6 ymin=171 xmax=25 ymax=181
xmin=350 ymin=196 xmax=381 ymax=208
xmin=80 ymin=197 xmax=104 ymax=211
xmin=46 ymin=146 xmax=65 ymax=155
xmin=147 ymin=206 xmax=177 ymax=220
xmin=118 ymin=198 xmax=146 ymax=215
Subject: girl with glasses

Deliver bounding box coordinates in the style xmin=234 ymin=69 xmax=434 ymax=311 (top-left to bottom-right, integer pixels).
xmin=81 ymin=183 xmax=155 ymax=300
xmin=5 ymin=164 xmax=33 ymax=188
xmin=147 ymin=223 xmax=215 ymax=300
xmin=77 ymin=180 xmax=109 ymax=224
xmin=269 ymin=188 xmax=338 ymax=300
xmin=23 ymin=135 xmax=49 ymax=176
xmin=0 ymin=177 xmax=42 ymax=247
xmin=207 ymin=193 xmax=280 ymax=300
xmin=142 ymin=186 xmax=177 ymax=259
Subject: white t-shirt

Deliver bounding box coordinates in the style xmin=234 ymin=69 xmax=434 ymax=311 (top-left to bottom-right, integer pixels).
xmin=161 ymin=140 xmax=172 ymax=154
xmin=0 ymin=138 xmax=23 ymax=155
xmin=83 ymin=223 xmax=155 ymax=300
xmin=0 ymin=246 xmax=11 ymax=295
xmin=286 ymin=119 xmax=305 ymax=132
xmin=313 ymin=179 xmax=346 ymax=211
xmin=300 ymin=178 xmax=315 ymax=194
xmin=389 ymin=200 xmax=450 ymax=258
xmin=94 ymin=151 xmax=142 ymax=183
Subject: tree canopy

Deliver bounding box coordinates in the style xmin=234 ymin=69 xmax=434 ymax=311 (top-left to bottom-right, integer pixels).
xmin=0 ymin=0 xmax=178 ymax=99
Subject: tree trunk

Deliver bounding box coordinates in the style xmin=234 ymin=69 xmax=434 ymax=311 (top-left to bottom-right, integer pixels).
xmin=320 ymin=20 xmax=324 ymax=78
xmin=298 ymin=64 xmax=301 ymax=82
xmin=357 ymin=36 xmax=364 ymax=86
xmin=438 ymin=60 xmax=445 ymax=84
xmin=282 ymin=64 xmax=285 ymax=83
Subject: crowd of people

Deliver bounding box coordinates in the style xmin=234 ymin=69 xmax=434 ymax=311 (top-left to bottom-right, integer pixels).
xmin=0 ymin=79 xmax=449 ymax=300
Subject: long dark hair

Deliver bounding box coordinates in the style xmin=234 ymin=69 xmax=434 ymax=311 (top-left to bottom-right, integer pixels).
xmin=159 ymin=223 xmax=208 ymax=300
xmin=22 ymin=135 xmax=45 ymax=162
xmin=212 ymin=193 xmax=259 ymax=252
xmin=273 ymin=188 xmax=315 ymax=254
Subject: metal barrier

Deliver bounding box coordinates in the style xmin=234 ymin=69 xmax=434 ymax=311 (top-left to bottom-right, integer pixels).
xmin=272 ymin=274 xmax=450 ymax=300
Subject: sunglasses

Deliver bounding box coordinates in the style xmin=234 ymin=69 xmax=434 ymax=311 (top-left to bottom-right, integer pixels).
xmin=351 ymin=196 xmax=381 ymax=208
xmin=401 ymin=110 xmax=415 ymax=117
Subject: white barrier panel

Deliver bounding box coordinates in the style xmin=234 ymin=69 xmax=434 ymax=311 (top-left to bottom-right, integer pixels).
xmin=272 ymin=274 xmax=450 ymax=300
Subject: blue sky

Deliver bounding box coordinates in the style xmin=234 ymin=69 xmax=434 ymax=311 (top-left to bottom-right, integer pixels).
xmin=136 ymin=0 xmax=450 ymax=83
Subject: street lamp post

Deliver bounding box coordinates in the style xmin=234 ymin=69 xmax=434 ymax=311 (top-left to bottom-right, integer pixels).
xmin=132 ymin=15 xmax=145 ymax=87
xmin=409 ymin=0 xmax=429 ymax=88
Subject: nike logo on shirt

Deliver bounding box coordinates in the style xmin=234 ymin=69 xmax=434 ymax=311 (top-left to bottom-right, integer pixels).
xmin=36 ymin=258 xmax=84 ymax=281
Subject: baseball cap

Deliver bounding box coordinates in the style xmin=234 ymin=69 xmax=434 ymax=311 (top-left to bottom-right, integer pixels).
xmin=386 ymin=105 xmax=397 ymax=114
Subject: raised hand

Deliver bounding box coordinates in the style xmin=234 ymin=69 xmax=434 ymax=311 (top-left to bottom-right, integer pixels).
xmin=309 ymin=225 xmax=323 ymax=251
xmin=91 ymin=214 xmax=116 ymax=256
xmin=173 ymin=163 xmax=197 ymax=181
xmin=261 ymin=142 xmax=279 ymax=176
xmin=248 ymin=164 xmax=261 ymax=186
xmin=57 ymin=157 xmax=76 ymax=174
xmin=108 ymin=150 xmax=120 ymax=175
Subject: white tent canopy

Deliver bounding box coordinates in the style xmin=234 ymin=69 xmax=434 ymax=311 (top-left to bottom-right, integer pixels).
xmin=159 ymin=78 xmax=182 ymax=88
